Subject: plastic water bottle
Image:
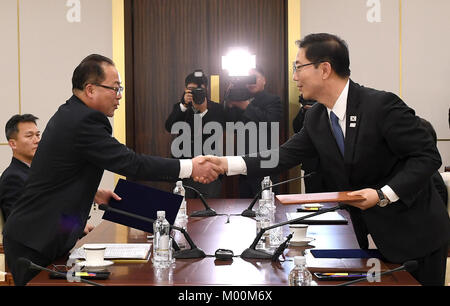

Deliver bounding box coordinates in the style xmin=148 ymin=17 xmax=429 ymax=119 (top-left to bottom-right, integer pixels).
xmin=152 ymin=211 xmax=173 ymax=268
xmin=289 ymin=256 xmax=312 ymax=286
xmin=173 ymin=181 xmax=187 ymax=219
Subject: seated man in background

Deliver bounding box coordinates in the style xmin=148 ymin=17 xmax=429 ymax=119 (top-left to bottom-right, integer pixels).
xmin=0 ymin=114 xmax=40 ymax=221
xmin=0 ymin=114 xmax=96 ymax=235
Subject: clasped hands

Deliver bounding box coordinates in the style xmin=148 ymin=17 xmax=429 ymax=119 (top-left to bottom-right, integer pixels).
xmin=191 ymin=155 xmax=228 ymax=184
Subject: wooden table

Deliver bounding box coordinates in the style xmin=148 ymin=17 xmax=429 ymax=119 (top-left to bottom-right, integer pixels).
xmin=28 ymin=199 xmax=419 ymax=286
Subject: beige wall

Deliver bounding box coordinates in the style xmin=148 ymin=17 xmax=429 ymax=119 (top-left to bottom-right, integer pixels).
xmin=299 ymin=0 xmax=449 ymax=171
xmin=0 ymin=0 xmax=114 ymax=190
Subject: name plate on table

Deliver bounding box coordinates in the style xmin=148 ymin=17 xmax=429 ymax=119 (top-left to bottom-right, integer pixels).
xmin=277 ymin=191 xmax=364 ymax=205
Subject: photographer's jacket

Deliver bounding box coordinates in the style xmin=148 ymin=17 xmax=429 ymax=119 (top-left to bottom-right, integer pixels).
xmin=165 ymin=100 xmax=225 ymax=158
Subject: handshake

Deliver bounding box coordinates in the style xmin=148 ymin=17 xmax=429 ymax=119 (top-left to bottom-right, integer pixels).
xmin=191 ymin=155 xmax=229 ymax=184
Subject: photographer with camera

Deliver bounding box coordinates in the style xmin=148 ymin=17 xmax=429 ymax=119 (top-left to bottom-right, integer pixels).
xmin=225 ymin=67 xmax=282 ymax=197
xmin=165 ymin=70 xmax=225 ymax=198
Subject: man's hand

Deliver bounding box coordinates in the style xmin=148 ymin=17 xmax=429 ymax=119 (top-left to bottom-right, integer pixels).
xmin=183 ymin=89 xmax=193 ymax=106
xmin=191 ymin=155 xmax=225 ymax=184
xmin=347 ymin=188 xmax=379 ymax=210
xmin=83 ymin=224 xmax=95 ymax=235
xmin=94 ymin=189 xmax=122 ymax=205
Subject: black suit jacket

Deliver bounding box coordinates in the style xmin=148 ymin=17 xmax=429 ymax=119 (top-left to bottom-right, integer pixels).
xmin=0 ymin=157 xmax=30 ymax=221
xmin=165 ymin=100 xmax=225 ymax=157
xmin=245 ymin=80 xmax=450 ymax=263
xmin=3 ymin=95 xmax=180 ymax=260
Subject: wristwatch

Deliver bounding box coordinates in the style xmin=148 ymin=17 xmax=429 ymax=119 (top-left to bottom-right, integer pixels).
xmin=376 ymin=189 xmax=390 ymax=207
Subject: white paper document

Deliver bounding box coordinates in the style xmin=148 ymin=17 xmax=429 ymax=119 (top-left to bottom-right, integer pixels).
xmin=70 ymin=243 xmax=151 ymax=260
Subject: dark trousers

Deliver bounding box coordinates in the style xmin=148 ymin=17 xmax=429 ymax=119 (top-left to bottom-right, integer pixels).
xmin=411 ymin=243 xmax=448 ymax=286
xmin=3 ymin=236 xmax=52 ymax=286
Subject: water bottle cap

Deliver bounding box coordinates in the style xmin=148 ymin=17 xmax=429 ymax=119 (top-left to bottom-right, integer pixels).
xmin=176 ymin=181 xmax=183 ymax=186
xmin=294 ymin=256 xmax=306 ymax=265
xmin=157 ymin=210 xmax=166 ymax=218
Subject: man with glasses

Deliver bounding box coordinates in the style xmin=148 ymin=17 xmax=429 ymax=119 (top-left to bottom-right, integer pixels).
xmin=2 ymin=54 xmax=223 ymax=286
xmin=208 ymin=33 xmax=450 ymax=286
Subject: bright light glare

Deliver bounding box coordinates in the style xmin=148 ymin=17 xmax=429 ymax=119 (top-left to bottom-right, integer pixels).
xmin=222 ymin=48 xmax=256 ymax=77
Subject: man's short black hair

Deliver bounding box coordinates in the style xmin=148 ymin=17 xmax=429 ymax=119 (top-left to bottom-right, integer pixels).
xmin=5 ymin=114 xmax=39 ymax=140
xmin=72 ymin=54 xmax=115 ymax=91
xmin=296 ymin=33 xmax=351 ymax=78
xmin=185 ymin=71 xmax=208 ymax=88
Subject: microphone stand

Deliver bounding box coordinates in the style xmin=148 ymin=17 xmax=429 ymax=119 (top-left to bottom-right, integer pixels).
xmin=241 ymin=173 xmax=315 ymax=218
xmin=183 ymin=185 xmax=217 ymax=217
xmin=98 ymin=204 xmax=206 ymax=259
xmin=241 ymin=203 xmax=345 ymax=260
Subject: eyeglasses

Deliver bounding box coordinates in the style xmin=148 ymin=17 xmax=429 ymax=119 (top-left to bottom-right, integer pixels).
xmin=93 ymin=83 xmax=124 ymax=97
xmin=292 ymin=61 xmax=324 ymax=74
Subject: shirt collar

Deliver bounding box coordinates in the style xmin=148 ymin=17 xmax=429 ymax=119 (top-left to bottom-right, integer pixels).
xmin=327 ymin=79 xmax=350 ymax=120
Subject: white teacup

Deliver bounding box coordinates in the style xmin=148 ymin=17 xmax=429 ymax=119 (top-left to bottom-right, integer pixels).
xmin=83 ymin=244 xmax=106 ymax=265
xmin=289 ymin=224 xmax=308 ymax=242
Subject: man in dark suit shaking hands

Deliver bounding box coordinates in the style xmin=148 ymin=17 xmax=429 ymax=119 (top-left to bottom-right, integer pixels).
xmin=2 ymin=54 xmax=223 ymax=286
xmin=211 ymin=33 xmax=450 ymax=285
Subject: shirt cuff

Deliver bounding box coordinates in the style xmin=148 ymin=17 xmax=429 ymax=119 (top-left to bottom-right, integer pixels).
xmin=226 ymin=156 xmax=247 ymax=176
xmin=179 ymin=103 xmax=188 ymax=112
xmin=179 ymin=159 xmax=192 ymax=178
xmin=381 ymin=185 xmax=399 ymax=203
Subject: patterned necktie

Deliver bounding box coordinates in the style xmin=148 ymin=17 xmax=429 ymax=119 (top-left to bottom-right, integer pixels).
xmin=330 ymin=111 xmax=345 ymax=155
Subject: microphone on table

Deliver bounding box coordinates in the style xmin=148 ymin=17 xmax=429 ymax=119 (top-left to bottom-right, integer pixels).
xmin=183 ymin=185 xmax=217 ymax=217
xmin=241 ymin=172 xmax=316 ymax=218
xmin=17 ymin=257 xmax=103 ymax=286
xmin=336 ymin=260 xmax=418 ymax=286
xmin=98 ymin=204 xmax=206 ymax=259
xmin=241 ymin=203 xmax=346 ymax=260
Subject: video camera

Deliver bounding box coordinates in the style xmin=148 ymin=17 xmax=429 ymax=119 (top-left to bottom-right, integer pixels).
xmin=224 ymin=75 xmax=256 ymax=102
xmin=221 ymin=48 xmax=257 ymax=102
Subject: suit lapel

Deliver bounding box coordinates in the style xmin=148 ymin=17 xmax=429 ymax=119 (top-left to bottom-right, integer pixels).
xmin=344 ymin=80 xmax=361 ymax=166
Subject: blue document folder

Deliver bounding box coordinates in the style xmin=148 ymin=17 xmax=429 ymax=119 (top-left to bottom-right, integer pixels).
xmin=102 ymin=179 xmax=183 ymax=233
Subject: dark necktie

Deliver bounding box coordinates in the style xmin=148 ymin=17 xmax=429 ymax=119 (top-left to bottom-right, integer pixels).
xmin=330 ymin=111 xmax=345 ymax=155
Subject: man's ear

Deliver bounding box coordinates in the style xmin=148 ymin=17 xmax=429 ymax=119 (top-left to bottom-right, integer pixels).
xmin=85 ymin=84 xmax=95 ymax=98
xmin=321 ymin=62 xmax=332 ymax=80
xmin=8 ymin=139 xmax=17 ymax=150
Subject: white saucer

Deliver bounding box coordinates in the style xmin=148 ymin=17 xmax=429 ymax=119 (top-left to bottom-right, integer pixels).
xmin=289 ymin=237 xmax=315 ymax=246
xmin=76 ymin=260 xmax=114 ymax=270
